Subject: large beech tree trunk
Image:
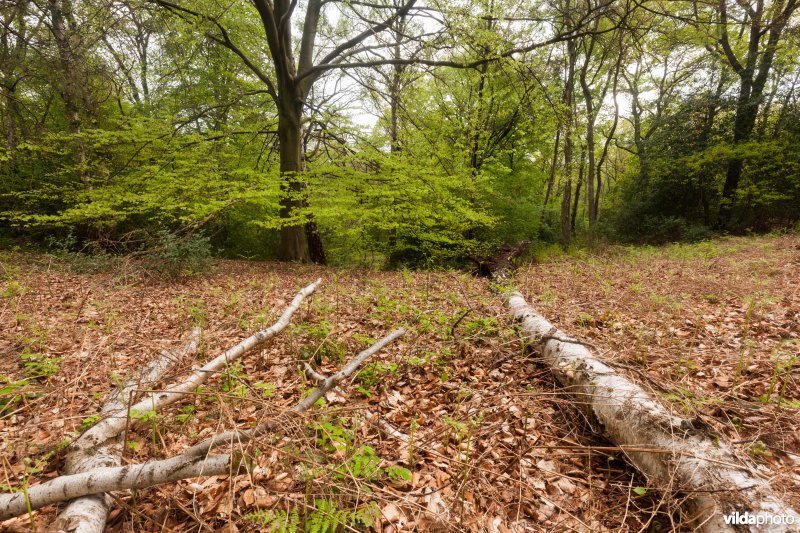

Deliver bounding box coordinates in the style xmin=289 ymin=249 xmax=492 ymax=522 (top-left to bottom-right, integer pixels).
xmin=277 ymin=95 xmax=312 ymax=263
xmin=504 ymin=290 xmax=800 ymax=532
xmin=276 ymin=86 xmax=325 ymax=263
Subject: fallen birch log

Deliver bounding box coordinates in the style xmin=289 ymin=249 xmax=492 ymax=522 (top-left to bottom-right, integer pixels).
xmin=0 ymin=328 xmax=405 ymax=521
xmin=505 ymin=290 xmax=799 ymax=532
xmin=53 ymin=327 xmax=202 ymax=533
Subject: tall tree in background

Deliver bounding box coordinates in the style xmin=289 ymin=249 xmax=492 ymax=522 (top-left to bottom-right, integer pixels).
xmin=152 ymin=0 xmax=421 ymax=262
xmin=697 ymin=0 xmax=799 ymax=226
xmin=1 ymin=0 xmax=30 ymax=161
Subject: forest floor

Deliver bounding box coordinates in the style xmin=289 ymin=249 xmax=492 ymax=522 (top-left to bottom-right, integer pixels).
xmin=0 ymin=233 xmax=798 ymax=532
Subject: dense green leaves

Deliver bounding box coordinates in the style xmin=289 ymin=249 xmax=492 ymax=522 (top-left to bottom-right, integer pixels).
xmin=0 ymin=0 xmax=798 ymax=262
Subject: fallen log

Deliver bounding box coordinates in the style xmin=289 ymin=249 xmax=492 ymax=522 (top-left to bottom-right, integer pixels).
xmin=53 ymin=327 xmax=202 ymax=533
xmin=47 ymin=279 xmax=317 ymax=532
xmin=71 ymin=278 xmax=321 ymax=458
xmin=505 ymin=290 xmax=800 ymax=532
xmin=0 ymin=328 xmax=405 ymax=521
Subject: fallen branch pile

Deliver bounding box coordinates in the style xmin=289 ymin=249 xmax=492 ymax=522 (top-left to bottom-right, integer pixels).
xmin=56 ymin=326 xmax=202 ymax=532
xmin=0 ymin=278 xmax=405 ymax=531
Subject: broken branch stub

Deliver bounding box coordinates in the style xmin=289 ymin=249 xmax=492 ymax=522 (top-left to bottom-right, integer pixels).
xmin=505 ymin=290 xmax=799 ymax=533
xmin=0 ymin=327 xmax=405 ymax=521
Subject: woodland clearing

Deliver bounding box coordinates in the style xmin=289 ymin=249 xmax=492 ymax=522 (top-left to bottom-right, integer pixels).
xmin=1 ymin=234 xmax=798 ymax=532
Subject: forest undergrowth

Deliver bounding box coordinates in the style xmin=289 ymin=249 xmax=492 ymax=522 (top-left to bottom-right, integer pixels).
xmin=0 ymin=234 xmax=798 ymax=532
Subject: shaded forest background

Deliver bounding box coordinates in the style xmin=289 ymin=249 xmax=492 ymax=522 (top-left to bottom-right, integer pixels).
xmin=1 ymin=0 xmax=798 ymax=267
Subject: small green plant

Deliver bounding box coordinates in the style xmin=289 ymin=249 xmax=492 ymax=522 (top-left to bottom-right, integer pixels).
xmin=442 ymin=414 xmax=470 ymax=448
xmin=351 ymin=332 xmax=377 ymax=347
xmin=375 ymin=295 xmax=409 ymax=322
xmin=462 ymin=316 xmax=499 ymax=337
xmin=222 ymin=363 xmax=249 ymax=398
xmin=80 ymin=415 xmax=101 ymax=432
xmin=334 ymin=445 xmax=382 ymax=482
xmin=0 ymin=280 xmax=27 ymax=298
xmin=705 ymin=293 xmax=719 ymax=304
xmin=648 ymin=291 xmax=667 ymax=309
xmin=20 ymin=350 xmax=62 ymax=380
xmin=244 ymin=508 xmax=301 ymax=532
xmin=355 ymin=361 xmax=397 ymax=388
xmin=313 ymin=418 xmax=355 ymax=453
xmin=661 ymin=386 xmax=721 ymax=413
xmin=734 ymin=298 xmax=759 ymax=384
xmin=385 ymin=464 xmax=412 ymax=483
xmin=671 ymin=358 xmax=699 ymax=378
xmin=746 ymin=440 xmax=772 ymax=459
xmin=295 ymin=321 xmax=346 ymax=364
xmin=143 ymin=230 xmax=213 ymax=279
xmin=131 ymin=408 xmax=159 ymax=449
xmin=254 ymin=382 xmax=277 ymax=398
xmin=760 ymin=343 xmax=799 ymax=406
xmin=175 ymin=405 xmax=196 ymax=424
xmin=306 ymin=499 xmax=380 ymax=533
xmin=0 ymin=376 xmax=36 ymax=415
xmin=19 ymin=450 xmax=56 ymax=530
xmin=574 ymin=312 xmax=595 ymax=328
xmin=175 ymin=296 xmax=207 ymax=327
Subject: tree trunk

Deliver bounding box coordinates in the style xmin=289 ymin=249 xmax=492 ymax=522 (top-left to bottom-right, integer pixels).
xmin=571 ymin=146 xmax=585 ymax=233
xmin=560 ymin=38 xmax=577 ymax=249
xmin=719 ymin=74 xmax=757 ymax=227
xmin=542 ymin=128 xmax=560 ymax=208
xmin=560 ymin=172 xmax=572 ymax=248
xmin=582 ymin=88 xmax=596 ymax=229
xmin=2 ymin=85 xmax=15 ymax=155
xmin=277 ymin=91 xmax=312 ymax=263
xmin=48 ymin=0 xmax=89 ymax=187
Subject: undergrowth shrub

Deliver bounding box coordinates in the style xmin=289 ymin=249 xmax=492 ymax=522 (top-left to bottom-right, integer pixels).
xmin=141 ymin=230 xmax=213 ymax=278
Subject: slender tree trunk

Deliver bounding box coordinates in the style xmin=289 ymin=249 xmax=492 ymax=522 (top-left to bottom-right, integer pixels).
xmin=628 ymin=77 xmax=648 ymax=185
xmin=543 ymin=128 xmax=560 ymax=207
xmin=560 ymin=37 xmax=577 ymax=249
xmin=719 ymin=74 xmax=757 ymax=226
xmin=2 ymin=86 xmax=15 ymax=155
xmin=387 ymin=17 xmax=405 ymax=249
xmin=560 ymin=174 xmax=572 ymax=248
xmin=571 ymin=146 xmax=585 ymax=233
xmin=774 ymin=72 xmax=799 ymax=137
xmin=756 ymin=67 xmax=782 ymax=137
xmin=48 ymin=0 xmax=89 ymax=187
xmin=595 ymin=73 xmax=619 ymax=220
xmin=581 ymin=84 xmax=596 ymax=229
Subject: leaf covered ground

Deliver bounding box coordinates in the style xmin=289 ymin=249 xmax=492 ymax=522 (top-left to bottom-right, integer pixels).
xmin=1 ymin=234 xmax=798 ymax=532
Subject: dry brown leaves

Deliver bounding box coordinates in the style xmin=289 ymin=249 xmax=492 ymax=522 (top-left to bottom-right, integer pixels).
xmin=2 ymin=234 xmax=796 ymax=532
